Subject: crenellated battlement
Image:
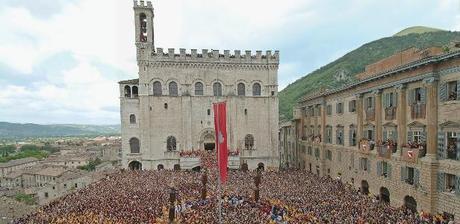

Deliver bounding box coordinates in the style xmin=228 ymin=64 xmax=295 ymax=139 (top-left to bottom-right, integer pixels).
xmin=133 ymin=0 xmax=153 ymax=9
xmin=150 ymin=48 xmax=279 ymax=63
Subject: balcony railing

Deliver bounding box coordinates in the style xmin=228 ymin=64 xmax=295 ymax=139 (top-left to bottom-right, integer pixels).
xmin=366 ymin=109 xmax=375 ymax=121
xmin=401 ymin=146 xmax=426 ymax=163
xmin=410 ymin=103 xmax=426 ymax=119
xmin=384 ymin=107 xmax=396 ymax=120
xmin=377 ymin=144 xmax=395 ymax=159
xmin=359 ymin=139 xmax=375 ymax=154
xmin=164 ymin=150 xmax=180 ymax=159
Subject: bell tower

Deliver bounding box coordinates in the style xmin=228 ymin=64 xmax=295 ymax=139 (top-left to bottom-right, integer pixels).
xmin=133 ymin=0 xmax=154 ymax=50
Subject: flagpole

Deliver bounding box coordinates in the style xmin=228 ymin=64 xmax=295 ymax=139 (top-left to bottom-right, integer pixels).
xmin=216 ymin=102 xmax=223 ymax=224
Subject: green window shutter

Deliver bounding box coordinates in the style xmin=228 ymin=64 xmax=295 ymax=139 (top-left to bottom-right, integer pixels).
xmin=439 ymin=82 xmax=447 ymax=102
xmin=456 ymin=175 xmax=460 ymax=196
xmin=364 ymin=98 xmax=368 ymax=110
xmin=420 ymin=88 xmax=426 ymax=103
xmin=437 ymin=131 xmax=446 ymax=159
xmin=371 ymin=97 xmax=375 ymax=109
xmin=420 ymin=131 xmax=426 ymax=144
xmin=394 ymin=130 xmax=398 ymax=143
xmin=377 ymin=161 xmax=382 ymax=176
xmin=382 ymin=93 xmax=388 ymax=108
xmin=401 ymin=166 xmax=405 ymax=181
xmin=408 ymin=131 xmax=413 ymax=142
xmin=437 ymin=172 xmax=445 ymax=192
xmin=388 ymin=163 xmax=392 ymax=179
xmin=457 ymin=132 xmax=460 ymax=161
xmin=457 ymin=81 xmax=460 ymax=100
xmin=349 ymin=129 xmax=353 ymax=146
xmin=414 ymin=169 xmax=420 ymax=187
xmin=383 ymin=130 xmax=388 ymax=141
xmin=367 ymin=160 xmax=371 ymax=173
xmin=408 ymin=89 xmax=415 ymax=105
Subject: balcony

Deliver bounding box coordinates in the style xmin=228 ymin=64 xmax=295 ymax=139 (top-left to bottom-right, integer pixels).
xmin=365 ymin=109 xmax=375 ymax=121
xmin=410 ymin=103 xmax=426 ymax=119
xmin=385 ymin=107 xmax=396 ymax=120
xmin=401 ymin=145 xmax=426 ymax=163
xmin=359 ymin=139 xmax=375 ymax=154
xmin=377 ymin=143 xmax=396 ymax=159
xmin=164 ymin=150 xmax=180 ymax=159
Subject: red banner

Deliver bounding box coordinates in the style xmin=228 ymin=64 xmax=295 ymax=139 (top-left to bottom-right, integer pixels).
xmin=213 ymin=102 xmax=228 ymax=184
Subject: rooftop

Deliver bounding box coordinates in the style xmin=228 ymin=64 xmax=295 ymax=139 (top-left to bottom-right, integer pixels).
xmin=118 ymin=79 xmax=139 ymax=85
xmin=0 ymin=157 xmax=38 ymax=168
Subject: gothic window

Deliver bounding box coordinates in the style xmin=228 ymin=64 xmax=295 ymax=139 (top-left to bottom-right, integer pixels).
xmin=167 ymin=136 xmax=176 ymax=151
xmin=129 ymin=114 xmax=136 ymax=124
xmin=132 ymin=86 xmax=139 ymax=98
xmin=237 ymin=83 xmax=245 ymax=96
xmin=153 ymin=81 xmax=162 ymax=96
xmin=139 ymin=13 xmax=147 ymax=42
xmin=169 ymin=81 xmax=178 ymax=96
xmin=244 ymin=134 xmax=254 ymax=150
xmin=129 ymin=138 xmax=140 ymax=154
xmin=124 ymin=85 xmax=131 ymax=98
xmin=213 ymin=82 xmax=222 ymax=96
xmin=252 ymin=83 xmax=261 ymax=96
xmin=195 ymin=82 xmax=204 ymax=96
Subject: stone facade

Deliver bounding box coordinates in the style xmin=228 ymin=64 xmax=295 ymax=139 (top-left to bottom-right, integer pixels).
xmin=119 ymin=1 xmax=280 ymax=171
xmin=283 ymin=48 xmax=460 ymax=221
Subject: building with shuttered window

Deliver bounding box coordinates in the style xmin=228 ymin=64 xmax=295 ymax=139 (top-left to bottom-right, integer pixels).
xmin=286 ymin=46 xmax=460 ymax=220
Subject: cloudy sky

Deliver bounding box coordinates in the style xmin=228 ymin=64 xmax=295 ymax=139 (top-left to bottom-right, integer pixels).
xmin=0 ymin=0 xmax=459 ymax=125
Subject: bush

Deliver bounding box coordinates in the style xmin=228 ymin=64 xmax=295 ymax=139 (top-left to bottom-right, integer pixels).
xmin=14 ymin=193 xmax=36 ymax=205
xmin=20 ymin=144 xmax=40 ymax=151
xmin=0 ymin=145 xmax=16 ymax=157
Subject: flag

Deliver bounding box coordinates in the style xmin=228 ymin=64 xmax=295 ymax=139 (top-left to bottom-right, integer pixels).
xmin=213 ymin=102 xmax=228 ymax=184
xmin=407 ymin=150 xmax=414 ymax=159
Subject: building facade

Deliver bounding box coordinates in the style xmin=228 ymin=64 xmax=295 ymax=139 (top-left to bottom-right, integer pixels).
xmin=118 ymin=1 xmax=280 ymax=171
xmin=287 ymin=47 xmax=460 ymax=220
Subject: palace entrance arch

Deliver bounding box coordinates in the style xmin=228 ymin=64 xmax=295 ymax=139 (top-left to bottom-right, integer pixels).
xmin=200 ymin=129 xmax=215 ymax=151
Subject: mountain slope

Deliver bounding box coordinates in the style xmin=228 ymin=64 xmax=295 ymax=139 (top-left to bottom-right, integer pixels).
xmin=279 ymin=30 xmax=460 ymax=121
xmin=0 ymin=122 xmax=120 ymax=138
xmin=394 ymin=26 xmax=444 ymax=37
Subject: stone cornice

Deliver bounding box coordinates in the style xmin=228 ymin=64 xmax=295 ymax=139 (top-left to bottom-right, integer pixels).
xmin=139 ymin=60 xmax=279 ymax=71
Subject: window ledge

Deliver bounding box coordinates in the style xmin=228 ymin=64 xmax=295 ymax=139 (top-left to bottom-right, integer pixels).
xmin=441 ymin=100 xmax=460 ymax=105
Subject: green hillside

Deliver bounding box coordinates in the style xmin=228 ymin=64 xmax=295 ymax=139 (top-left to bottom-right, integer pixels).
xmin=0 ymin=122 xmax=120 ymax=138
xmin=394 ymin=26 xmax=444 ymax=37
xmin=279 ymin=30 xmax=460 ymax=121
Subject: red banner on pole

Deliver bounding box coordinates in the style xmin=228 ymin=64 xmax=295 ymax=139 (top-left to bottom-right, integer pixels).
xmin=213 ymin=102 xmax=228 ymax=184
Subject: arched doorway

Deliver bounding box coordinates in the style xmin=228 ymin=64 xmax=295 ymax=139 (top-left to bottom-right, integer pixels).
xmin=241 ymin=163 xmax=248 ymax=171
xmin=173 ymin=164 xmax=181 ymax=171
xmin=404 ymin=195 xmax=417 ymax=212
xmin=128 ymin=161 xmax=142 ymax=170
xmin=200 ymin=129 xmax=215 ymax=151
xmin=361 ymin=180 xmax=369 ymax=195
xmin=380 ymin=187 xmax=390 ymax=203
xmin=157 ymin=164 xmax=164 ymax=170
xmin=257 ymin=163 xmax=264 ymax=171
xmin=192 ymin=166 xmax=201 ymax=172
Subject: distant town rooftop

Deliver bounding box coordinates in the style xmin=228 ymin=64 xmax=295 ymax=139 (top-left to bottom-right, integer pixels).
xmin=118 ymin=79 xmax=139 ymax=85
xmin=0 ymin=157 xmax=38 ymax=168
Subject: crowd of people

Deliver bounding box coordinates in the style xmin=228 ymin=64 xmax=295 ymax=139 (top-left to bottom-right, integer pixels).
xmin=14 ymin=151 xmax=455 ymax=223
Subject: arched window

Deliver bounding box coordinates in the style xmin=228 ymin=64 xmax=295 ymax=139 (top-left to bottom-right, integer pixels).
xmin=169 ymin=81 xmax=178 ymax=96
xmin=139 ymin=13 xmax=147 ymax=42
xmin=153 ymin=81 xmax=162 ymax=96
xmin=129 ymin=114 xmax=136 ymax=124
xmin=129 ymin=138 xmax=140 ymax=153
xmin=244 ymin=134 xmax=254 ymax=150
xmin=252 ymin=83 xmax=261 ymax=96
xmin=132 ymin=86 xmax=138 ymax=98
xmin=237 ymin=83 xmax=245 ymax=96
xmin=213 ymin=82 xmax=222 ymax=96
xmin=195 ymin=82 xmax=204 ymax=96
xmin=124 ymin=85 xmax=131 ymax=98
xmin=167 ymin=136 xmax=177 ymax=151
